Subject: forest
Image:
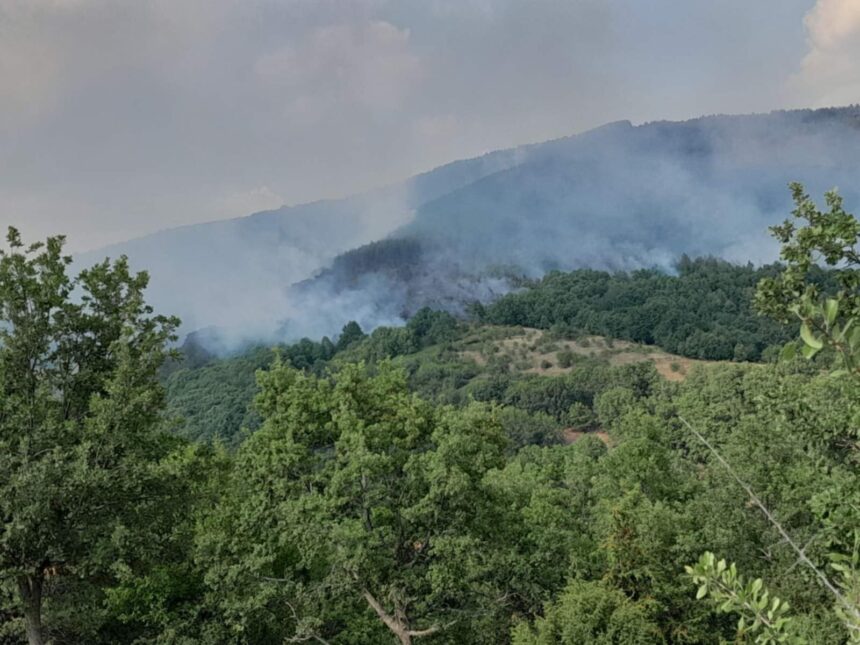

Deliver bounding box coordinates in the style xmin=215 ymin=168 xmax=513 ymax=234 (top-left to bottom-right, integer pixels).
xmin=165 ymin=254 xmax=800 ymax=447
xmin=2 ymin=184 xmax=860 ymax=644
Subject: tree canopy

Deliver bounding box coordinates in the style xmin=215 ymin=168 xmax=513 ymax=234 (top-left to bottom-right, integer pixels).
xmin=3 ymin=184 xmax=860 ymax=643
xmin=0 ymin=228 xmax=187 ymax=645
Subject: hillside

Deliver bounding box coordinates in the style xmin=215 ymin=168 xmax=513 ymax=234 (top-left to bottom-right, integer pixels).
xmin=164 ymin=256 xmax=793 ymax=445
xmin=8 ymin=185 xmax=860 ymax=643
xmin=85 ymin=106 xmax=860 ymax=352
xmin=77 ymin=146 xmax=522 ymax=347
xmin=455 ymin=327 xmax=714 ymax=382
xmin=296 ymin=108 xmax=860 ymax=336
xmin=165 ymin=322 xmax=713 ymax=448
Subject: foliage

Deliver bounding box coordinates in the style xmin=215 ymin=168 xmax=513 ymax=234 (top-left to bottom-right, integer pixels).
xmin=686 ymin=552 xmax=797 ymax=644
xmin=758 ymin=187 xmax=860 ymax=638
xmin=336 ymin=320 xmax=367 ymax=351
xmin=495 ymin=407 xmax=562 ymax=451
xmin=511 ymin=579 xmax=663 ymax=644
xmin=0 ymin=227 xmax=187 ymax=644
xmin=482 ymin=258 xmax=795 ymax=361
xmin=164 ymin=322 xmax=359 ymax=445
xmin=197 ymin=361 xmax=510 ymax=644
xmin=757 ymin=183 xmax=860 ymax=374
xmin=9 ymin=186 xmax=860 ymax=643
xmin=164 ymin=347 xmax=274 ymax=445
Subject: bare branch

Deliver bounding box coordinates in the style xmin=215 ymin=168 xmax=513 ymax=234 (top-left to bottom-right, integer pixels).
xmin=407 ymin=621 xmax=457 ymax=637
xmin=362 ymin=589 xmax=453 ymax=643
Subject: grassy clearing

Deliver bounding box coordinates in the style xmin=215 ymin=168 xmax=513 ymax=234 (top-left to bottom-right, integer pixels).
xmin=456 ymin=325 xmax=716 ymax=381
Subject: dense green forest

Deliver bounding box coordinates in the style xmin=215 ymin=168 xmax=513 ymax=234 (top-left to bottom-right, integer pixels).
xmin=165 ymin=256 xmax=800 ymax=446
xmin=478 ymin=257 xmax=801 ymax=361
xmin=3 ymin=185 xmax=860 ymax=644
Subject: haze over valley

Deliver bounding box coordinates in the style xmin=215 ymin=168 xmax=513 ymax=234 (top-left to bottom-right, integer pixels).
xmin=5 ymin=2 xmax=860 ymax=644
xmin=81 ymin=106 xmax=860 ymax=351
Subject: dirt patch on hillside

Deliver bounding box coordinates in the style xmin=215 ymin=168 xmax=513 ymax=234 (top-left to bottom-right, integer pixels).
xmin=562 ymin=429 xmax=611 ymax=446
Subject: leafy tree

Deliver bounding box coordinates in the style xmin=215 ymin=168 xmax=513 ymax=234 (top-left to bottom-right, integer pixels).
xmin=101 ymin=443 xmax=231 ymax=644
xmin=406 ymin=308 xmax=461 ymax=348
xmin=683 ymin=185 xmax=860 ymax=642
xmin=511 ymin=579 xmax=662 ymax=644
xmin=495 ymin=407 xmax=561 ymax=451
xmin=757 ymin=183 xmax=860 ymax=374
xmin=355 ymin=326 xmax=418 ymax=361
xmin=565 ymin=401 xmax=596 ymax=430
xmin=687 ymin=552 xmax=797 ymax=644
xmin=0 ymin=228 xmax=182 ymax=644
xmin=502 ymin=375 xmax=592 ymax=421
xmin=336 ymin=320 xmax=366 ymax=351
xmin=164 ymin=346 xmax=275 ymax=445
xmin=199 ymin=361 xmax=509 ymax=644
xmin=594 ymin=386 xmax=638 ymax=430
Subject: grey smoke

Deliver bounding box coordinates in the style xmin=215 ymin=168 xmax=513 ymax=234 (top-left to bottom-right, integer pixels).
xmin=79 ymin=106 xmax=860 ymax=354
xmin=76 ymin=146 xmax=523 ymax=345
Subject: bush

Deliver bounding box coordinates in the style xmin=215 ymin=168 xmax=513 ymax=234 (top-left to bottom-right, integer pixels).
xmin=557 ymin=350 xmax=576 ymax=368
xmin=566 ymin=402 xmax=596 ymax=430
xmin=594 ymin=386 xmax=638 ymax=429
xmin=496 ymin=407 xmax=561 ymax=450
xmin=512 ymin=580 xmax=663 ymax=644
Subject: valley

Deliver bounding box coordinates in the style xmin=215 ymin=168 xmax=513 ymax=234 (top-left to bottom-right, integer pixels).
xmin=6 ymin=4 xmax=860 ymax=641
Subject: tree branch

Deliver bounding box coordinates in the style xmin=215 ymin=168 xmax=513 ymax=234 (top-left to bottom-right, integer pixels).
xmin=679 ymin=415 xmax=860 ymax=623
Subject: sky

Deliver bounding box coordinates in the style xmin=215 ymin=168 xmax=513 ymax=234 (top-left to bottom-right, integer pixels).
xmin=1 ymin=0 xmax=859 ymax=252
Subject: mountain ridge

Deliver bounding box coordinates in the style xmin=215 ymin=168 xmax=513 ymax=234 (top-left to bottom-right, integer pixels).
xmin=81 ymin=106 xmax=860 ymax=350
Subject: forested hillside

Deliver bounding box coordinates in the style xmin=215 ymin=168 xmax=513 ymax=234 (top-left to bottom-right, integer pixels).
xmin=3 ymin=185 xmax=860 ymax=644
xmin=83 ymin=107 xmax=860 ymax=352
xmin=284 ymin=107 xmax=860 ymax=347
xmin=479 ymin=257 xmax=805 ymax=361
xmin=166 ymin=258 xmax=796 ymax=446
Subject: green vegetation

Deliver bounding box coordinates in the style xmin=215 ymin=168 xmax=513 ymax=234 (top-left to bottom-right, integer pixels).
xmin=0 ymin=228 xmax=190 ymax=645
xmin=3 ymin=185 xmax=860 ymax=643
xmin=164 ymin=253 xmax=811 ymax=446
xmin=165 ymin=322 xmax=669 ymax=446
xmin=479 ymin=257 xmax=800 ymax=361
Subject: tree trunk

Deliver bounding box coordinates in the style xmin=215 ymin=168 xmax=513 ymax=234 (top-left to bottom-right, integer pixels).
xmin=363 ymin=590 xmax=446 ymax=645
xmin=17 ymin=573 xmax=44 ymax=645
xmin=363 ymin=590 xmax=411 ymax=644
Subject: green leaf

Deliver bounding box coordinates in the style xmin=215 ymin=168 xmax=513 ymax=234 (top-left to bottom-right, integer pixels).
xmin=779 ymin=343 xmax=796 ymax=362
xmin=850 ymin=326 xmax=860 ymax=351
xmin=800 ymin=343 xmax=820 ymax=360
xmin=825 ymin=298 xmax=839 ymax=326
xmin=800 ymin=322 xmax=823 ymax=350
xmin=696 ymin=584 xmax=708 ymax=600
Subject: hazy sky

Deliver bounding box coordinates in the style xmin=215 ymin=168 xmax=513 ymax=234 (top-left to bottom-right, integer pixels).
xmin=2 ymin=0 xmax=858 ymax=252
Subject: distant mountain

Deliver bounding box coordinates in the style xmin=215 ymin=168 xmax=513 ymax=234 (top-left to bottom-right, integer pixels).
xmin=83 ymin=106 xmax=860 ymax=351
xmin=290 ymin=107 xmax=860 ymax=343
xmin=400 ymin=108 xmax=860 ymax=273
xmin=77 ymin=145 xmax=523 ymax=342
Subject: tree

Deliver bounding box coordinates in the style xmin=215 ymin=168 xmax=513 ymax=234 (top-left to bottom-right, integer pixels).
xmin=756 ymin=182 xmax=860 ymax=373
xmin=681 ymin=185 xmax=860 ymax=641
xmin=406 ymin=308 xmax=460 ymax=348
xmin=686 ymin=552 xmax=797 ymax=644
xmin=511 ymin=579 xmax=662 ymax=644
xmin=337 ymin=320 xmax=366 ymax=351
xmin=199 ymin=361 xmax=509 ymax=644
xmin=0 ymin=228 xmax=181 ymax=644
